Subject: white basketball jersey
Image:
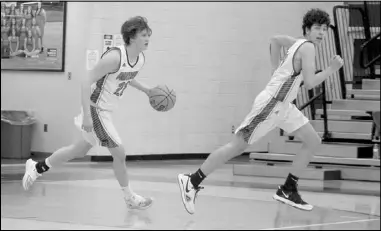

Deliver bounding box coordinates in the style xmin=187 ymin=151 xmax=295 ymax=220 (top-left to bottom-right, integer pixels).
xmin=90 ymin=45 xmax=145 ymax=111
xmin=265 ymin=39 xmax=311 ymax=103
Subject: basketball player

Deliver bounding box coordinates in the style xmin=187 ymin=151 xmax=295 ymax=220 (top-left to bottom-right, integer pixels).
xmin=178 ymin=8 xmax=344 ymax=214
xmin=22 ymin=16 xmax=154 ymax=210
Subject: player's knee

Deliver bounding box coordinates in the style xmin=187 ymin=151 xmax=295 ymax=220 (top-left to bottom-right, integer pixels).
xmin=294 ymin=123 xmax=321 ymax=151
xmin=75 ymin=140 xmax=92 ymax=157
xmin=82 ymin=141 xmax=93 ymax=152
xmin=232 ymin=134 xmax=249 ymax=152
xmin=304 ymin=133 xmax=321 ymax=151
xmin=108 ymin=145 xmax=126 ymax=162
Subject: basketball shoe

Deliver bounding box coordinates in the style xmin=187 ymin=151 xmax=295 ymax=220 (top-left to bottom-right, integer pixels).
xmin=22 ymin=159 xmax=42 ymax=191
xmin=177 ymin=173 xmax=204 ymax=214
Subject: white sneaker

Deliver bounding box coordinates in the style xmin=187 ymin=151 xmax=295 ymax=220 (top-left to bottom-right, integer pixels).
xmin=22 ymin=159 xmax=41 ymax=191
xmin=177 ymin=173 xmax=203 ymax=215
xmin=125 ymin=194 xmax=153 ymax=210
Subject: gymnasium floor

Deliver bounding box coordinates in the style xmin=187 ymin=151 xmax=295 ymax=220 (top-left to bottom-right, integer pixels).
xmin=1 ymin=158 xmax=380 ymax=230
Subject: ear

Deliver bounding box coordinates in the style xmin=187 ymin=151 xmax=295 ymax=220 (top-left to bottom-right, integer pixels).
xmin=305 ymin=27 xmax=311 ymax=35
xmin=129 ymin=33 xmax=138 ymax=43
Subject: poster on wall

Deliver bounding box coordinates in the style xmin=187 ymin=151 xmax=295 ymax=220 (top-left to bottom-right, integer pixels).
xmin=86 ymin=49 xmax=99 ymax=70
xmin=1 ymin=1 xmax=67 ymax=72
xmin=102 ymin=34 xmax=113 ymax=54
xmin=114 ymin=34 xmax=123 ymax=47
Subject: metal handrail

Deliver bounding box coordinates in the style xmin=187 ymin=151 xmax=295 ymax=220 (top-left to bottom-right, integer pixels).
xmin=360 ymin=32 xmax=381 ymax=69
xmin=280 ymin=71 xmax=330 ymax=140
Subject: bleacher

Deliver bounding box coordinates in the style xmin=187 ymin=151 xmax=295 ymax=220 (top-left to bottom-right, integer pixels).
xmin=234 ymin=1 xmax=380 ymax=182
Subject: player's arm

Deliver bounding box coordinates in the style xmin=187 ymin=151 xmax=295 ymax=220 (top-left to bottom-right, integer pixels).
xmin=81 ymin=50 xmax=120 ymax=118
xmin=129 ymin=79 xmax=151 ymax=95
xmin=300 ymin=42 xmax=343 ymax=90
xmin=269 ymin=35 xmax=297 ymax=74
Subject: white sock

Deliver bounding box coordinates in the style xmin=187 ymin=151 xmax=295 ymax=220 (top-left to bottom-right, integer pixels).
xmin=45 ymin=158 xmax=52 ymax=168
xmin=121 ymin=184 xmax=135 ymax=199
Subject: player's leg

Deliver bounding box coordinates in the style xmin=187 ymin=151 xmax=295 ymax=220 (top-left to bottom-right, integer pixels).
xmin=290 ymin=122 xmax=321 ymax=175
xmin=22 ymin=139 xmax=92 ymax=190
xmin=91 ymin=107 xmax=153 ymax=210
xmin=273 ymin=104 xmax=320 ymax=211
xmin=178 ymin=91 xmax=279 ymax=214
xmin=108 ymin=146 xmax=153 ymax=210
xmin=177 ymin=136 xmax=247 ymax=215
xmin=199 ymin=133 xmax=248 ymax=177
xmin=23 ymin=108 xmax=97 ymax=190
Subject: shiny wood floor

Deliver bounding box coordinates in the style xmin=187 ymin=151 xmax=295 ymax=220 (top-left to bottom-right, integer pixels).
xmin=1 ymin=159 xmax=380 ymax=230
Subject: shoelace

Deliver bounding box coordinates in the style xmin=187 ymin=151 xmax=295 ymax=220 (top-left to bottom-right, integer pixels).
xmin=291 ymin=192 xmax=304 ymax=204
xmin=289 ymin=183 xmax=306 ymax=204
xmin=126 ymin=196 xmax=149 ymax=207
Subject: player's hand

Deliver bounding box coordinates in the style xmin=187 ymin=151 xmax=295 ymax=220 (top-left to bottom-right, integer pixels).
xmin=82 ymin=115 xmax=93 ymax=132
xmin=145 ymin=88 xmax=154 ymax=97
xmin=329 ymin=55 xmax=344 ymax=72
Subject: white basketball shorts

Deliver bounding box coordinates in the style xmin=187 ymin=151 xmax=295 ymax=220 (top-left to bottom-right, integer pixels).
xmin=235 ymin=90 xmax=309 ymax=144
xmin=74 ymin=106 xmax=122 ymax=148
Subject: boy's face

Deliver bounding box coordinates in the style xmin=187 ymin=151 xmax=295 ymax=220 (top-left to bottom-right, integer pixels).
xmin=131 ymin=29 xmax=151 ymax=51
xmin=306 ymin=23 xmax=328 ymax=45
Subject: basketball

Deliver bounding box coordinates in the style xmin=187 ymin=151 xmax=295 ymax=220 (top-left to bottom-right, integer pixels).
xmin=148 ymin=85 xmax=176 ymax=112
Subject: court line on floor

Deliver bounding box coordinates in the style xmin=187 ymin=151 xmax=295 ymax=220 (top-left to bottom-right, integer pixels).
xmin=260 ymin=218 xmax=380 ymax=230
xmin=1 ymin=217 xmax=133 ymax=230
xmin=1 ymin=162 xmax=99 ymax=167
xmin=340 ymin=216 xmax=363 ymax=219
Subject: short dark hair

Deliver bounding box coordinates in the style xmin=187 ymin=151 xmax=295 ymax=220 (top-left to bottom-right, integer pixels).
xmin=121 ymin=16 xmax=152 ymax=45
xmin=302 ymin=8 xmax=330 ymax=36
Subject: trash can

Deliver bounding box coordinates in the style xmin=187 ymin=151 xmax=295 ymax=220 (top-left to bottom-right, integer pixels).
xmin=1 ymin=110 xmax=36 ymax=159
